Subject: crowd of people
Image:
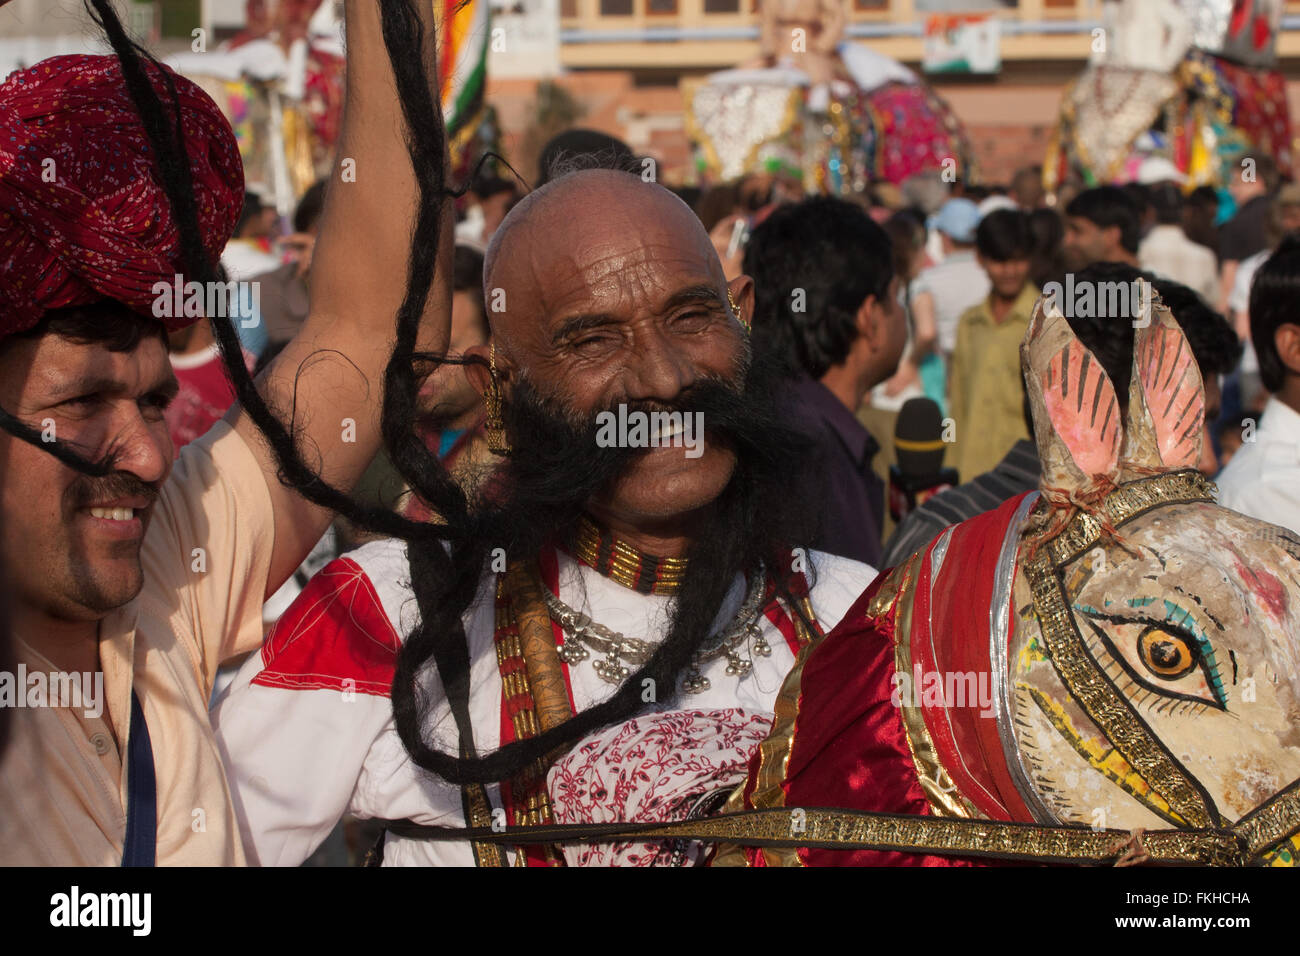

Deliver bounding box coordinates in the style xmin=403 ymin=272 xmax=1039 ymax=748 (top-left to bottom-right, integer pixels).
xmin=0 ymin=0 xmax=1298 ymax=869
xmin=677 ymin=154 xmax=1297 ymax=572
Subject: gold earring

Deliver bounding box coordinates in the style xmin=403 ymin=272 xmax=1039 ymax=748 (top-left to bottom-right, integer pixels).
xmin=483 ymin=342 xmax=510 ymax=456
xmin=727 ymin=288 xmax=750 ymax=334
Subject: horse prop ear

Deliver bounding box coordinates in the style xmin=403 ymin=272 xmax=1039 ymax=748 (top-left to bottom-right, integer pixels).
xmin=1119 ymin=288 xmax=1205 ymax=479
xmin=1022 ymin=295 xmax=1123 ymax=496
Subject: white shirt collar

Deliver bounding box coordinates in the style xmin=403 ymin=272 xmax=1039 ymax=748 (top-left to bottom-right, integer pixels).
xmin=1259 ymin=396 xmax=1300 ymax=441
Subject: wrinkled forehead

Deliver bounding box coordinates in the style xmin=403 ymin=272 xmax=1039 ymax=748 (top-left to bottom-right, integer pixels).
xmin=485 ymin=179 xmax=723 ymax=344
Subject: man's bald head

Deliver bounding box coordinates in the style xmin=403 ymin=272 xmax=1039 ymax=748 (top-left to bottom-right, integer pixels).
xmin=483 ymin=169 xmax=725 ymax=348
xmin=464 ymin=166 xmax=755 ymax=532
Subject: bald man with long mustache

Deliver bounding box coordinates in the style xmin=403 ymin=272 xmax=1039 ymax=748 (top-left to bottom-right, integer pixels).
xmin=213 ymin=167 xmax=884 ymax=867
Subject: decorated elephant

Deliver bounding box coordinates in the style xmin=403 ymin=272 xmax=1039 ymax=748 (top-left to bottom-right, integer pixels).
xmin=711 ymin=294 xmax=1300 ymax=866
xmin=685 ymin=0 xmax=973 ymax=193
xmin=1046 ymin=0 xmax=1291 ymax=192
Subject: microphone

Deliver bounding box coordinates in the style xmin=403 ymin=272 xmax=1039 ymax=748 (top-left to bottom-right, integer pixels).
xmin=889 ymin=397 xmax=958 ymax=523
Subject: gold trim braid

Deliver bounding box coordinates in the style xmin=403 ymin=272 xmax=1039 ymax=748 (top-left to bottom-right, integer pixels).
xmin=462 ymin=776 xmax=507 ymax=867
xmin=1044 ymin=470 xmax=1215 ymax=566
xmin=888 ymin=549 xmax=979 ymax=820
xmin=390 ymin=767 xmax=1300 ymax=866
xmin=1234 ymin=776 xmax=1300 ymax=859
xmin=420 ymin=807 xmax=1246 ymax=866
xmin=713 ymin=587 xmax=821 ymax=867
xmin=1026 ymin=470 xmax=1219 ymax=829
xmin=740 ymin=598 xmax=820 ymax=868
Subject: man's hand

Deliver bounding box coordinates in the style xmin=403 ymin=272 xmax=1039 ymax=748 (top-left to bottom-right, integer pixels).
xmin=228 ymin=0 xmax=453 ymax=598
xmin=709 ymin=214 xmax=748 ymax=280
xmin=909 ymin=289 xmax=937 ymax=362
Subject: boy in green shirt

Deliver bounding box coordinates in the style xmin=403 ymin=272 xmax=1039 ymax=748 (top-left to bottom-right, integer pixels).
xmin=948 ymin=209 xmax=1040 ymax=481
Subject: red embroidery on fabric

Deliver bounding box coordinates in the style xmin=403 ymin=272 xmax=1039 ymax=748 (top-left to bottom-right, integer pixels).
xmin=547 ymin=708 xmax=773 ymax=866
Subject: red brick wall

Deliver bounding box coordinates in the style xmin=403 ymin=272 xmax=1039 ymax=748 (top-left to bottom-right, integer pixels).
xmin=964 ymin=123 xmax=1055 ymax=187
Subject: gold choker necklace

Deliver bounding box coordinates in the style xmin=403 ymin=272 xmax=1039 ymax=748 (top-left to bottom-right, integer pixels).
xmin=570 ymin=516 xmax=688 ymax=595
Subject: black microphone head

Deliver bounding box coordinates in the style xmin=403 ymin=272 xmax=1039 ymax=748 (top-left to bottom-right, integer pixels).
xmin=894 ymin=397 xmax=947 ymax=478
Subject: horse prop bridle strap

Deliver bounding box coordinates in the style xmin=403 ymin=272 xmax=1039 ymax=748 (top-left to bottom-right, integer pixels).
xmin=375 ymin=772 xmax=1300 ymax=866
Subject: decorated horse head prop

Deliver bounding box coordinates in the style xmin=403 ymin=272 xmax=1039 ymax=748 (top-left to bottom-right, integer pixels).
xmin=716 ymin=292 xmax=1300 ymax=867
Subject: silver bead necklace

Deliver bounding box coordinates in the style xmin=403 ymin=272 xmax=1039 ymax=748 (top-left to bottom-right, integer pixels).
xmin=543 ymin=569 xmax=771 ymax=693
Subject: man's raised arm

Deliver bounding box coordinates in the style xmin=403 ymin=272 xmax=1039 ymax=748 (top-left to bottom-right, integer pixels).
xmin=229 ymin=0 xmax=452 ymax=597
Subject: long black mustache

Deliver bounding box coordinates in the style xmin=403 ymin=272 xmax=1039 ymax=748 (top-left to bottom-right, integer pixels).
xmin=68 ymin=0 xmax=819 ymax=791
xmin=477 ymin=368 xmax=775 ymax=549
xmin=68 ymin=0 xmax=504 ymax=785
xmin=392 ymin=350 xmax=821 ymax=785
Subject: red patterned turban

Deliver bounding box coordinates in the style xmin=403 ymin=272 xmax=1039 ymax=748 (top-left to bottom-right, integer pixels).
xmin=0 ymin=54 xmax=244 ymax=336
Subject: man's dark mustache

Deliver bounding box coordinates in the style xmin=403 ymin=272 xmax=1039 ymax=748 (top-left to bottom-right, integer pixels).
xmin=485 ymin=363 xmax=809 ymax=525
xmin=606 ymin=380 xmax=751 ymax=434
xmin=514 ymin=374 xmax=755 ymax=446
xmin=64 ymin=472 xmax=161 ymax=510
xmin=475 ymin=374 xmax=756 ymax=538
xmin=440 ymin=349 xmax=820 ymax=785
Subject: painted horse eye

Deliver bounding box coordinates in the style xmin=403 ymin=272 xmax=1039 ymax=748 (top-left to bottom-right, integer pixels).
xmin=1136 ymin=627 xmax=1199 ymax=681
xmin=1074 ymin=607 xmax=1228 ymax=711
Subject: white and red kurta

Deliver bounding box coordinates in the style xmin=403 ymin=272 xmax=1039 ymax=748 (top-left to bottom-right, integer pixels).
xmin=211 ymin=540 xmax=875 ymax=866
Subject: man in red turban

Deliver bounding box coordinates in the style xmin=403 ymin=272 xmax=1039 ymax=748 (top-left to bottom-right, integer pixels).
xmin=0 ymin=0 xmax=455 ymax=866
xmin=0 ymin=55 xmax=243 ymax=333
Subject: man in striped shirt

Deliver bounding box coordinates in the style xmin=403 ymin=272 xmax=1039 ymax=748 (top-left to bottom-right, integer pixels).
xmin=882 ymin=437 xmax=1038 ymax=569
